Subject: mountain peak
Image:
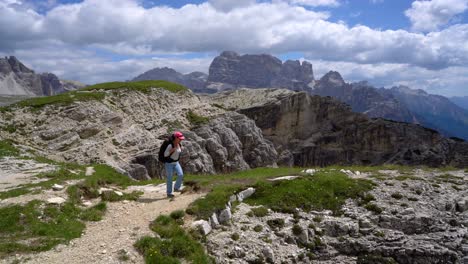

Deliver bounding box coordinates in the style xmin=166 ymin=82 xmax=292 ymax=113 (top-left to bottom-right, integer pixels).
xmin=220 ymin=51 xmax=239 ymax=58
xmin=320 ymin=71 xmax=345 ymax=86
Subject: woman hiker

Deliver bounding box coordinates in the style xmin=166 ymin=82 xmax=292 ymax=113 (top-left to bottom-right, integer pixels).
xmin=163 ymin=131 xmax=185 ymax=198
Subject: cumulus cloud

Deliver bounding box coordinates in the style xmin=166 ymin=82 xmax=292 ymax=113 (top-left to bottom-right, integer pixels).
xmin=0 ymin=43 xmax=212 ymax=84
xmin=1 ymin=0 xmax=467 ymax=70
xmin=284 ymin=0 xmax=340 ymax=7
xmin=208 ymin=0 xmax=256 ymax=11
xmin=1 ymin=0 xmax=468 ymax=95
xmin=405 ymin=0 xmax=468 ymax=32
xmin=311 ymin=59 xmax=468 ymax=96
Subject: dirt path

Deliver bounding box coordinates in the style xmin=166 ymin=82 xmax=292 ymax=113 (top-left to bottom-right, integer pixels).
xmin=2 ymin=184 xmax=205 ymax=264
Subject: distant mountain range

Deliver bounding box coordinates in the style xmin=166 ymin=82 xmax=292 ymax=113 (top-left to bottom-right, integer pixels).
xmin=450 ymin=96 xmax=468 ymax=111
xmin=0 ymin=56 xmax=84 ymax=96
xmin=132 ymin=51 xmax=468 ymax=140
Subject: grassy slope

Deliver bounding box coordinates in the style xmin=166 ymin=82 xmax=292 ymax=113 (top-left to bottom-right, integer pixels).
xmin=0 ymin=80 xmax=188 ymax=111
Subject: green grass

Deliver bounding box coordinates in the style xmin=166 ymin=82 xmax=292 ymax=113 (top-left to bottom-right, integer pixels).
xmin=186 ymin=184 xmax=242 ymax=219
xmin=435 ymin=173 xmax=464 ymax=184
xmin=185 ymin=167 xmax=302 ymax=219
xmin=0 ymin=188 xmax=31 ymax=200
xmin=3 ymin=91 xmax=105 ymax=110
xmin=245 ymin=171 xmax=374 ymax=215
xmin=364 ymin=203 xmax=383 ymax=214
xmin=83 ymin=80 xmax=188 ymax=94
xmin=0 ymin=200 xmax=91 ymax=257
xmin=2 ymin=124 xmax=16 ymax=133
xmin=186 ymin=110 xmax=209 ymax=127
xmin=134 ymin=214 xmax=214 ymax=264
xmin=0 ymin=80 xmax=187 ymax=111
xmin=0 ymin=140 xmax=19 ymax=158
xmin=249 ymin=206 xmax=269 ymax=217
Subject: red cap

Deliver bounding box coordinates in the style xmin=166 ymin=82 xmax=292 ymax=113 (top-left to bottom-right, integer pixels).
xmin=174 ymin=131 xmax=185 ymax=140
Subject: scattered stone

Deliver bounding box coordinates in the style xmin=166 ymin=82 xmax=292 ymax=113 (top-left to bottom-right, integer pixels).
xmin=98 ymin=187 xmax=113 ymax=195
xmin=262 ymin=247 xmax=275 ymax=263
xmin=85 ymin=166 xmax=95 ymax=176
xmin=52 ymin=184 xmax=64 ymax=191
xmin=237 ymin=187 xmax=255 ymax=202
xmin=47 ymin=197 xmax=66 ymax=205
xmin=192 ymin=220 xmax=212 ymax=235
xmin=269 ymin=176 xmax=300 ymax=181
xmin=218 ymin=208 xmax=232 ymax=224
xmin=114 ymin=191 xmax=123 ymax=196
xmin=82 ymin=201 xmax=93 ymax=207
xmin=210 ymin=213 xmax=220 ymax=228
xmin=302 ymin=169 xmax=317 ymax=175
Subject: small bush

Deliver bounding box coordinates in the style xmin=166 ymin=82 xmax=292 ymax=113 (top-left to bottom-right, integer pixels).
xmin=186 ymin=110 xmax=209 ymax=126
xmin=391 ymin=193 xmax=403 ymax=200
xmin=357 ymin=254 xmax=397 ymax=264
xmin=250 ymin=206 xmax=269 ymax=217
xmin=170 ymin=210 xmax=185 ymax=220
xmin=253 ymin=225 xmax=263 ymax=232
xmin=292 ymin=224 xmax=303 ymax=236
xmin=312 ymin=215 xmax=323 ymax=223
xmin=364 ymin=203 xmax=383 ymax=214
xmin=135 ymin=215 xmax=213 ymax=263
xmin=267 ymin=218 xmax=285 ymax=229
xmin=231 ymin=233 xmax=240 ymax=241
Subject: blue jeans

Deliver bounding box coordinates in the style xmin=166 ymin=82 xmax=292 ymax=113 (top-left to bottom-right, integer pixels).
xmin=165 ymin=162 xmax=183 ymax=195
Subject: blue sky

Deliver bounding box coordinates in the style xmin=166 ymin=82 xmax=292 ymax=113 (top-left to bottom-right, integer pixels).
xmin=1 ymin=0 xmax=468 ymax=96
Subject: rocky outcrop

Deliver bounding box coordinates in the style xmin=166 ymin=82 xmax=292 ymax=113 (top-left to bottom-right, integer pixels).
xmin=232 ymin=90 xmax=468 ymax=167
xmin=0 ymin=56 xmax=84 ymax=96
xmin=206 ymin=169 xmax=468 ymax=264
xmin=129 ymin=112 xmax=278 ymax=179
xmin=206 ymin=51 xmax=314 ymax=92
xmin=132 ymin=67 xmax=208 ymax=93
xmin=0 ymin=87 xmax=277 ymax=180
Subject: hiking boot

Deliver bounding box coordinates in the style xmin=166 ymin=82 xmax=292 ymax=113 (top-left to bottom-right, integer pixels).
xmin=167 ymin=193 xmax=175 ymax=198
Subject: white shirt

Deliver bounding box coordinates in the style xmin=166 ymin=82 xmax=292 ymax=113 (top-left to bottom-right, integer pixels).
xmin=164 ymin=144 xmax=181 ymax=161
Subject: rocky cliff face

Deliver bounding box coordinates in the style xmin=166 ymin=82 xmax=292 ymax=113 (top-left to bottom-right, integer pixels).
xmin=206 ymin=51 xmax=314 ymax=92
xmin=213 ymin=89 xmax=468 ymax=168
xmin=0 ymin=56 xmax=84 ymax=96
xmin=131 ymin=67 xmax=208 ymax=93
xmin=0 ymin=87 xmax=278 ymax=180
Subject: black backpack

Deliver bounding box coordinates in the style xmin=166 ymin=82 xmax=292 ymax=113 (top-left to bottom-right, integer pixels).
xmin=158 ymin=135 xmax=181 ymax=163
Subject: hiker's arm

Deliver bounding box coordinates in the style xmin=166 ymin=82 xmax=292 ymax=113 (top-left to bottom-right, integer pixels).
xmin=164 ymin=145 xmax=173 ymax=157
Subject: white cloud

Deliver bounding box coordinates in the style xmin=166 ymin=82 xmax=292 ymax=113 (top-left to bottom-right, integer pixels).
xmin=2 ymin=0 xmax=467 ymax=70
xmin=1 ymin=0 xmax=468 ymax=96
xmin=0 ymin=44 xmax=212 ymax=84
xmin=208 ymin=0 xmax=256 ymax=11
xmin=405 ymin=0 xmax=468 ymax=32
xmin=311 ymin=59 xmax=468 ymax=96
xmin=286 ymin=0 xmax=340 ymax=7
xmin=370 ymin=0 xmax=384 ymax=4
